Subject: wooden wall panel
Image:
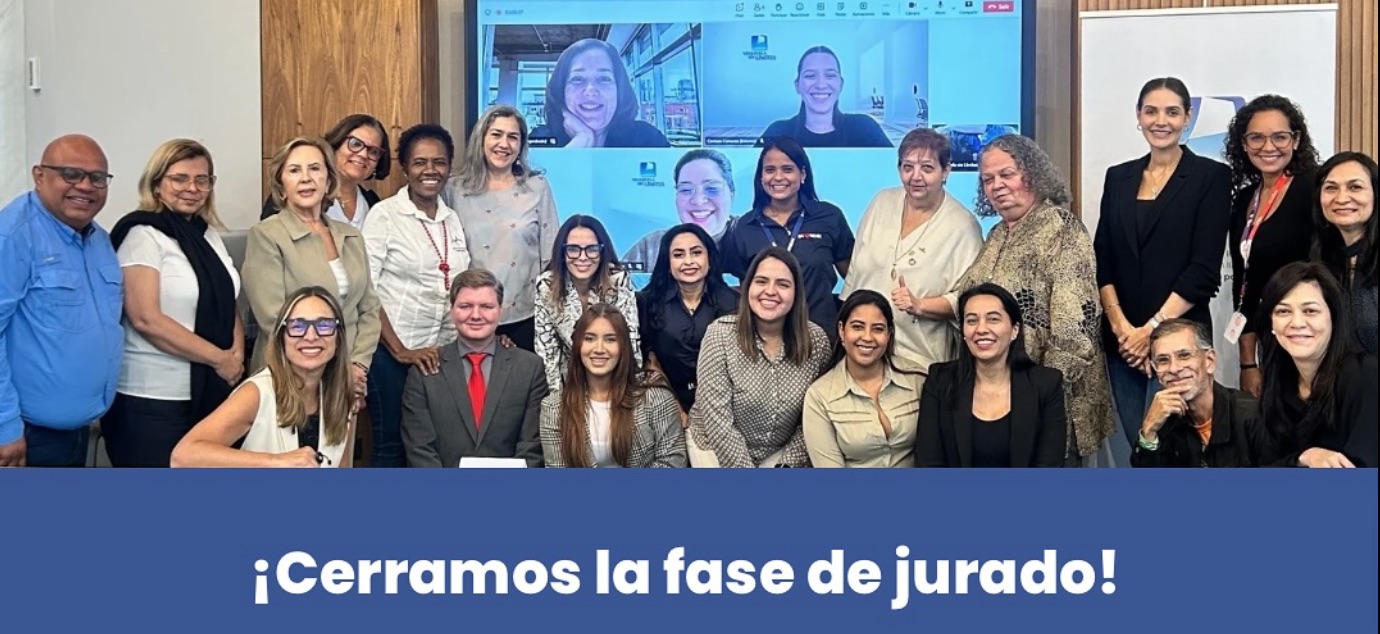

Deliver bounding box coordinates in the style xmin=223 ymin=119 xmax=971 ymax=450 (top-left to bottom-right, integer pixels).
xmin=1035 ymin=2 xmax=1078 ymax=203
xmin=261 ymin=0 xmax=440 ymax=200
xmin=1077 ymin=0 xmax=1379 ymax=159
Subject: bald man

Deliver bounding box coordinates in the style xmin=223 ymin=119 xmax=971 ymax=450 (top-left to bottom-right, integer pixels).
xmin=0 ymin=134 xmax=124 ymax=467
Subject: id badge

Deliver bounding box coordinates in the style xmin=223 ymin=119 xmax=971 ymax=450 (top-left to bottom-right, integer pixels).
xmin=1223 ymin=311 xmax=1248 ymax=345
xmin=1240 ymin=239 xmax=1253 ymax=263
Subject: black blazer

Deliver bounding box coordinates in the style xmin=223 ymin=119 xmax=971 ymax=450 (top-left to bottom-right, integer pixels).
xmin=1094 ymin=146 xmax=1231 ymax=347
xmin=259 ymin=186 xmax=380 ymax=221
xmin=400 ymin=343 xmax=549 ymax=467
xmin=916 ymin=361 xmax=1067 ymax=467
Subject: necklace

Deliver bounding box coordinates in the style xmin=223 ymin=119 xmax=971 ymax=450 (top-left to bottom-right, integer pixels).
xmin=418 ymin=218 xmax=452 ymax=290
xmin=1145 ymin=156 xmax=1181 ymax=195
xmin=891 ymin=203 xmax=940 ymax=280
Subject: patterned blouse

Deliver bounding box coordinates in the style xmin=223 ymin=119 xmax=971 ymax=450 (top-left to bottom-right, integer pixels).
xmin=943 ymin=203 xmax=1115 ymax=458
xmin=534 ymin=268 xmax=642 ymax=391
xmin=689 ymin=315 xmax=831 ymax=468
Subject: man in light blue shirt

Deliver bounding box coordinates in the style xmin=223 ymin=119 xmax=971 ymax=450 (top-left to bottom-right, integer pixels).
xmin=0 ymin=134 xmax=124 ymax=467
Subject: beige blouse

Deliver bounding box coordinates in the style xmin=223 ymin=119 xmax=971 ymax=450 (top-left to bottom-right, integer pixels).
xmin=803 ymin=361 xmax=924 ymax=468
xmin=844 ymin=188 xmax=984 ymax=371
xmin=944 ymin=203 xmax=1114 ymax=458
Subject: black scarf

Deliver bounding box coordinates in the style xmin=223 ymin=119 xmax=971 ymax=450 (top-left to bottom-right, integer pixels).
xmin=111 ymin=211 xmax=238 ymax=423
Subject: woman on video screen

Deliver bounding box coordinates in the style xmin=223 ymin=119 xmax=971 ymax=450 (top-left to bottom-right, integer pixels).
xmin=530 ymin=38 xmax=670 ymax=149
xmin=623 ymin=149 xmax=738 ymax=269
xmin=760 ymin=45 xmax=891 ymax=148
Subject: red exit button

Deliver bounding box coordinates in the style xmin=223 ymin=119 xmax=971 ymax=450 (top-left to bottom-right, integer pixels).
xmin=983 ymin=1 xmax=1014 ymax=11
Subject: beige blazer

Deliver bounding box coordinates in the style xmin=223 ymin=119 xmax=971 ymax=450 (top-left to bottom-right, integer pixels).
xmin=242 ymin=210 xmax=381 ymax=371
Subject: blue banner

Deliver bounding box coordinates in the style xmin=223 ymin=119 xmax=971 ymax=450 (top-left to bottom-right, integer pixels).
xmin=5 ymin=471 xmax=1376 ymax=633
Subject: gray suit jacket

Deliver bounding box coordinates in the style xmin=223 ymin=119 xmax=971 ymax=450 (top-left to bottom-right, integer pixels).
xmin=538 ymin=386 xmax=687 ymax=468
xmin=401 ymin=342 xmax=548 ymax=467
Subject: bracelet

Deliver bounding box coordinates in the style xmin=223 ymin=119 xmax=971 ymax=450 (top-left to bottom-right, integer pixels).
xmin=1137 ymin=432 xmax=1159 ymax=451
xmin=1239 ymin=363 xmax=1258 ymax=370
xmin=353 ymin=362 xmax=370 ymax=375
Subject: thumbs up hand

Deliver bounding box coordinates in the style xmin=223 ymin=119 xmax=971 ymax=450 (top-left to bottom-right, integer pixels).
xmin=891 ymin=275 xmax=918 ymax=316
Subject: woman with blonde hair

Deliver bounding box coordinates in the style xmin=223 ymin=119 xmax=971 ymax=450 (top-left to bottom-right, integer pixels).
xmin=105 ymin=138 xmax=243 ymax=467
xmin=444 ymin=105 xmax=559 ymax=351
xmin=243 ymin=137 xmax=381 ymax=413
xmin=172 ymin=286 xmax=355 ymax=467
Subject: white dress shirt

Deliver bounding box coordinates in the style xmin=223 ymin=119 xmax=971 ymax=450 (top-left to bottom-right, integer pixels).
xmin=362 ymin=187 xmax=472 ymax=350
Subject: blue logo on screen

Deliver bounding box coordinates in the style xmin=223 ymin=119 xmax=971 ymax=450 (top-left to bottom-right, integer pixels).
xmin=634 ymin=161 xmax=665 ymax=188
xmin=743 ymin=34 xmax=777 ymax=61
xmin=1185 ymin=96 xmax=1246 ymax=163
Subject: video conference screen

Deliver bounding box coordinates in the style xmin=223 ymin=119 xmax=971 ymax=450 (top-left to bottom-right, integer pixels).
xmin=468 ymin=0 xmax=1030 ymax=285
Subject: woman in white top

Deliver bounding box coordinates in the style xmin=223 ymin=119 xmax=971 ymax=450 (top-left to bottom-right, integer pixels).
xmin=539 ymin=304 xmax=685 ymax=467
xmin=105 ymin=139 xmax=244 ymax=467
xmin=243 ymin=137 xmax=382 ymax=414
xmin=534 ymin=214 xmax=641 ymax=391
xmin=844 ymin=128 xmax=983 ymax=372
xmin=444 ymin=105 xmax=559 ymax=352
xmin=804 ymin=290 xmax=925 ymax=468
xmin=172 ymin=286 xmax=355 ymax=467
xmin=361 ymin=124 xmax=471 ymax=467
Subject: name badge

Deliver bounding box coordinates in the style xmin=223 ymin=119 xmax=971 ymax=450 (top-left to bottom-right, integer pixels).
xmin=1223 ymin=311 xmax=1249 ymax=345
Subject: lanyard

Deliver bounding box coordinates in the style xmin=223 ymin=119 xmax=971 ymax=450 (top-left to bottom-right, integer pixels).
xmin=1237 ymin=174 xmax=1290 ymax=302
xmin=760 ymin=210 xmax=807 ymax=252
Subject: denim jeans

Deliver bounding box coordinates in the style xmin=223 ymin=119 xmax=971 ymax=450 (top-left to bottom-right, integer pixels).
xmin=24 ymin=422 xmax=91 ymax=467
xmin=1107 ymin=354 xmax=1159 ymax=448
xmin=366 ymin=345 xmax=410 ymax=468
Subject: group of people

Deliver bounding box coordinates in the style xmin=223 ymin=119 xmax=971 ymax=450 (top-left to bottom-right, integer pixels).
xmin=0 ymin=76 xmax=1374 ymax=469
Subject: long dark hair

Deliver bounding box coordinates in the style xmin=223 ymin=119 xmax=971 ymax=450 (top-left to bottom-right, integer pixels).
xmin=786 ymin=45 xmax=845 ymax=136
xmin=948 ymin=283 xmax=1034 ymax=404
xmin=1223 ymin=94 xmax=1320 ymax=201
xmin=641 ymin=223 xmax=732 ymax=331
xmin=827 ymin=289 xmax=922 ymax=376
xmin=559 ymin=304 xmax=643 ymax=468
xmin=548 ymin=214 xmax=621 ymax=308
xmin=751 ymin=136 xmax=820 ymax=212
xmin=736 ymin=247 xmax=814 ymax=366
xmin=542 ymin=38 xmax=639 ymax=143
xmin=1255 ymin=262 xmax=1358 ymax=457
xmin=1311 ymin=151 xmax=1379 ymax=289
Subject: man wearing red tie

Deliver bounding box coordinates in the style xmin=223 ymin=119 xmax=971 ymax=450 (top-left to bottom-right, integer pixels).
xmin=401 ymin=268 xmax=548 ymax=467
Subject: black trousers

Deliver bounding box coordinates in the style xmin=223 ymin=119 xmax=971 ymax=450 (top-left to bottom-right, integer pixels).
xmin=101 ymin=393 xmax=194 ymax=468
xmin=497 ymin=317 xmax=536 ymax=353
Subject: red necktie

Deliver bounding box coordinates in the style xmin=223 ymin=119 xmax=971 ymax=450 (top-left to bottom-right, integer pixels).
xmin=466 ymin=352 xmax=487 ymax=430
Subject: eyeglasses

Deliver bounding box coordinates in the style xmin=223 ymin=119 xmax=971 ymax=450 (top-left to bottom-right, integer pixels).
xmin=564 ymin=244 xmax=604 ymax=259
xmin=1243 ymin=131 xmax=1295 ymax=150
xmin=675 ymin=182 xmax=729 ymax=198
xmin=344 ymin=135 xmax=385 ymax=161
xmin=39 ymin=165 xmax=113 ymax=189
xmin=163 ymin=174 xmax=217 ymax=191
xmin=1150 ymin=349 xmax=1204 ymax=372
xmin=283 ymin=317 xmax=340 ymax=338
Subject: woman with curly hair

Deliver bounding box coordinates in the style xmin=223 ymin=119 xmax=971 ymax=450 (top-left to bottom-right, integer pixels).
xmin=907 ymin=134 xmax=1114 ymax=465
xmin=1223 ymin=94 xmax=1321 ymax=397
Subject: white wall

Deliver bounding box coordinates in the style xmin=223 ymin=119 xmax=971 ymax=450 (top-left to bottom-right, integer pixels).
xmin=0 ymin=0 xmax=25 ymax=200
xmin=23 ymin=0 xmax=262 ymax=230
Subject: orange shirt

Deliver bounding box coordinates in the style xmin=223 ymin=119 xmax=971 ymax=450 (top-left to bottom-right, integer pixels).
xmin=1193 ymin=417 xmax=1213 ymax=447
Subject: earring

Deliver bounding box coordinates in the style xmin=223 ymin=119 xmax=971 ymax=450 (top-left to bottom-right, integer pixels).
xmin=1136 ymin=125 xmax=1143 ymax=131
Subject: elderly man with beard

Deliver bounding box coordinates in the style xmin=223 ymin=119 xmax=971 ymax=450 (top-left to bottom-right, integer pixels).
xmin=1132 ymin=319 xmax=1259 ymax=468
